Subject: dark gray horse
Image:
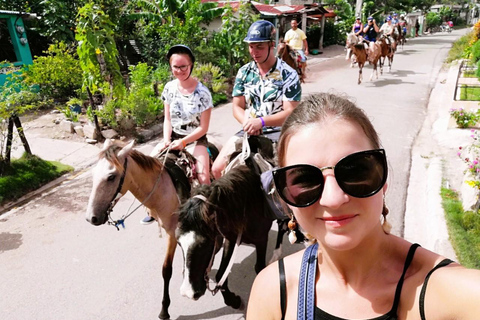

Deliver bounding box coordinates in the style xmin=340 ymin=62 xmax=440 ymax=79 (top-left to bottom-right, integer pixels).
xmin=175 ymin=136 xmax=304 ymax=310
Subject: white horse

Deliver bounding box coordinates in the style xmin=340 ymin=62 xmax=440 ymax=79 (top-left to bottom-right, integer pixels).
xmin=346 ymin=32 xmax=361 ymax=68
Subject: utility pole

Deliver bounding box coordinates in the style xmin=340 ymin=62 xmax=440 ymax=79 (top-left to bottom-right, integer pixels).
xmin=355 ymin=0 xmax=363 ymax=18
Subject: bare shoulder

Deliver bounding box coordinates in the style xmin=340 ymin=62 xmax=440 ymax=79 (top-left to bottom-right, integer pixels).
xmin=409 ymin=247 xmax=480 ymax=319
xmin=246 ymin=258 xmax=281 ymax=320
xmin=246 ymin=249 xmax=306 ymax=320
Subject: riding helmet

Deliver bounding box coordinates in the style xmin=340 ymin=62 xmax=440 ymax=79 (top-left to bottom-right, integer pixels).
xmin=166 ymin=45 xmax=195 ymax=65
xmin=386 ymin=16 xmax=392 ymax=21
xmin=367 ymin=16 xmax=373 ymax=21
xmin=244 ymin=20 xmax=276 ymax=43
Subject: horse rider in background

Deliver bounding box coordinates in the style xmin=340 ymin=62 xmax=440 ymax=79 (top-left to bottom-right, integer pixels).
xmin=284 ymin=18 xmax=309 ymax=78
xmin=379 ymin=16 xmax=396 ymax=48
xmin=352 ymin=16 xmax=364 ymax=38
xmin=398 ymin=15 xmax=408 ymax=37
xmin=211 ymin=20 xmax=302 ymax=179
xmin=391 ymin=12 xmax=399 ymax=26
xmin=363 ymin=17 xmax=379 ymax=54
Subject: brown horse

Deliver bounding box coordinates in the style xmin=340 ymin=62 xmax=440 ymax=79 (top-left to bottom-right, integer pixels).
xmin=277 ymin=41 xmax=305 ymax=83
xmin=346 ymin=33 xmax=381 ymax=84
xmin=378 ymin=35 xmax=395 ymax=74
xmin=86 ymin=140 xmax=193 ymax=319
xmin=395 ymin=24 xmax=406 ymax=50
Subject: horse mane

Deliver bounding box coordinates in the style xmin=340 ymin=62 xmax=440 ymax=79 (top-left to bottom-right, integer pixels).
xmin=99 ymin=143 xmax=163 ymax=172
xmin=178 ymin=185 xmax=217 ymax=239
xmin=209 ymin=164 xmax=264 ymax=236
xmin=352 ymin=44 xmax=367 ymax=62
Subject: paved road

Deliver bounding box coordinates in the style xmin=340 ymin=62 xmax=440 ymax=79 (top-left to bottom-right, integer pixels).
xmin=0 ymin=30 xmax=465 ymax=320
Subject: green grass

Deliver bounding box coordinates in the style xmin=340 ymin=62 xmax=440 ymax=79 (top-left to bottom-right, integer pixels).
xmin=0 ymin=153 xmax=73 ymax=205
xmin=440 ymin=187 xmax=480 ymax=269
xmin=461 ymin=70 xmax=477 ymax=78
xmin=446 ymin=34 xmax=472 ymax=63
xmin=459 ymin=86 xmax=480 ymax=101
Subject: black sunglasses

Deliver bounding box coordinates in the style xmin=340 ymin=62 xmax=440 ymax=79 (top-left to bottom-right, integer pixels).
xmin=272 ymin=149 xmax=387 ymax=208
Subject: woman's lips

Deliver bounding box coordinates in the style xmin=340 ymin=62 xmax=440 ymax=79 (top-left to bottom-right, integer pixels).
xmin=321 ymin=215 xmax=358 ymax=227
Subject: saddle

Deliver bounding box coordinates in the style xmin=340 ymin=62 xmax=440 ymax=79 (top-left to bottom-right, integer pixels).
xmin=227 ymin=133 xmax=291 ymax=221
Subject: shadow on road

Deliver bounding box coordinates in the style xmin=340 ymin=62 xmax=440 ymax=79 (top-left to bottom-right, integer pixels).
xmin=369 ymin=78 xmax=416 ymax=87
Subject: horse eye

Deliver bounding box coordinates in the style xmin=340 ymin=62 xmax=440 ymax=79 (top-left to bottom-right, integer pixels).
xmin=107 ymin=174 xmax=116 ymax=182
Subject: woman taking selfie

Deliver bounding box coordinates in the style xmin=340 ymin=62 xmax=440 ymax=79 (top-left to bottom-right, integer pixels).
xmin=246 ymin=93 xmax=480 ymax=319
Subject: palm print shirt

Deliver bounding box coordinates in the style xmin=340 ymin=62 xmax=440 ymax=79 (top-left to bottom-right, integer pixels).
xmin=232 ymin=58 xmax=301 ymax=119
xmin=161 ymin=80 xmax=213 ymax=136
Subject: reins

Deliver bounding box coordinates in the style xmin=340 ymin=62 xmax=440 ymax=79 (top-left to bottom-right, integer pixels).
xmin=107 ymin=145 xmax=172 ymax=230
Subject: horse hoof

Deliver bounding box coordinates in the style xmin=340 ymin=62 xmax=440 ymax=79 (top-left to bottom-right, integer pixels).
xmin=238 ymin=298 xmax=246 ymax=311
xmin=158 ymin=311 xmax=170 ymax=319
xmin=228 ymin=295 xmax=243 ymax=309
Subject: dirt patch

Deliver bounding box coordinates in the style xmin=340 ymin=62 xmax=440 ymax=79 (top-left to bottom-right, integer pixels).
xmin=19 ymin=109 xmax=88 ymax=143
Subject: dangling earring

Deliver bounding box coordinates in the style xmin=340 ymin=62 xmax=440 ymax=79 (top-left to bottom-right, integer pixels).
xmin=382 ymin=196 xmax=392 ymax=234
xmin=288 ymin=215 xmax=297 ymax=244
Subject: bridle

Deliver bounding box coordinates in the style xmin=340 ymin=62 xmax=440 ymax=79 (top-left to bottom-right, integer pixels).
xmin=106 ymin=158 xmax=128 ymax=229
xmin=106 ymin=146 xmax=172 ymax=230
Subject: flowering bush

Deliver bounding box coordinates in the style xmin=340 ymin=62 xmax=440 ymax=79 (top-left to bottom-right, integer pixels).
xmin=471 ymin=20 xmax=480 ymax=45
xmin=458 ymin=129 xmax=480 ymax=189
xmin=450 ymin=108 xmax=479 ymax=128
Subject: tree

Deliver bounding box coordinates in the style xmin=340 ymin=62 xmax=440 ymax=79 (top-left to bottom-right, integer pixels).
xmin=0 ymin=67 xmax=37 ymax=174
xmin=76 ymin=1 xmax=124 ymax=140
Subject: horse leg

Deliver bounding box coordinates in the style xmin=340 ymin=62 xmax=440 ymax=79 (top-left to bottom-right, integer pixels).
xmin=217 ymin=239 xmax=243 ymax=310
xmin=380 ymin=56 xmax=384 ymax=75
xmin=158 ymin=233 xmax=177 ymax=319
xmin=358 ymin=64 xmax=363 ymax=85
xmin=345 ymin=48 xmax=351 ymax=60
xmin=254 ymin=236 xmax=268 ymax=274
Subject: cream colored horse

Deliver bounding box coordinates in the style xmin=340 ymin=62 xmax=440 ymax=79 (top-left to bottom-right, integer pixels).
xmin=86 ymin=139 xmax=186 ymax=319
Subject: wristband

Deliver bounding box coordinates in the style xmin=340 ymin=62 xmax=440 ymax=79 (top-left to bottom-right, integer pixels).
xmin=260 ymin=117 xmax=265 ymax=127
xmin=182 ymin=139 xmax=187 ymax=148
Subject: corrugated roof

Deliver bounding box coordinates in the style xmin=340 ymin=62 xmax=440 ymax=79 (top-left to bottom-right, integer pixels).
xmin=201 ymin=1 xmax=329 ymax=17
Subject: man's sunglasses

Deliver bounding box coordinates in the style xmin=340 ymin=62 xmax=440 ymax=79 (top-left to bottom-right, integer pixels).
xmin=272 ymin=149 xmax=387 ymax=208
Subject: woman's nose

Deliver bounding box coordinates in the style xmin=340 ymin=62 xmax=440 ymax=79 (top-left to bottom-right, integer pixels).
xmin=318 ymin=174 xmax=348 ymax=209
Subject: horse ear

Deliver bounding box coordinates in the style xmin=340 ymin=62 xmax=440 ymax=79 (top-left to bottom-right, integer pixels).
xmin=102 ymin=138 xmax=113 ymax=151
xmin=117 ymin=140 xmax=135 ymax=159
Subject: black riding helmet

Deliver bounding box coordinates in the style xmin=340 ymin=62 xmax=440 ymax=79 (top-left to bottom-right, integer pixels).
xmin=166 ymin=45 xmax=195 ymax=77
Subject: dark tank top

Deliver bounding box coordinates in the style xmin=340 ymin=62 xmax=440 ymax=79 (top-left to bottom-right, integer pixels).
xmin=278 ymin=243 xmax=454 ymax=320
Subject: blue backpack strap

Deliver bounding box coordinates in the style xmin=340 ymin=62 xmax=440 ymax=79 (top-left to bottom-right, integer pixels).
xmin=297 ymin=242 xmax=319 ymax=320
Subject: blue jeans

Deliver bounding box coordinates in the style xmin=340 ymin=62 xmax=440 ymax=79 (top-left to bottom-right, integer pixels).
xmin=296 ymin=50 xmax=307 ymax=62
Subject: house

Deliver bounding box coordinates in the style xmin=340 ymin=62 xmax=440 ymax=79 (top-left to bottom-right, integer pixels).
xmin=202 ymin=0 xmax=332 ymax=50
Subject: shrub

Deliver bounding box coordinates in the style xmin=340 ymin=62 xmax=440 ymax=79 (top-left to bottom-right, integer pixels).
xmin=450 ymin=108 xmax=478 ymax=128
xmin=24 ymin=42 xmax=82 ymax=100
xmin=462 ymin=211 xmax=480 ymax=235
xmin=193 ymin=63 xmax=228 ymax=95
xmin=472 ymin=40 xmax=480 ymax=63
xmin=425 ymin=12 xmax=441 ymax=29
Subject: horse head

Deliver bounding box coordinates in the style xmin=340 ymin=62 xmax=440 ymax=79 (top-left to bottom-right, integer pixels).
xmin=176 ymin=163 xmax=262 ymax=303
xmin=86 ymin=139 xmax=134 ymax=226
xmin=176 ymin=185 xmax=222 ymax=300
xmin=346 ymin=32 xmax=359 ymax=48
